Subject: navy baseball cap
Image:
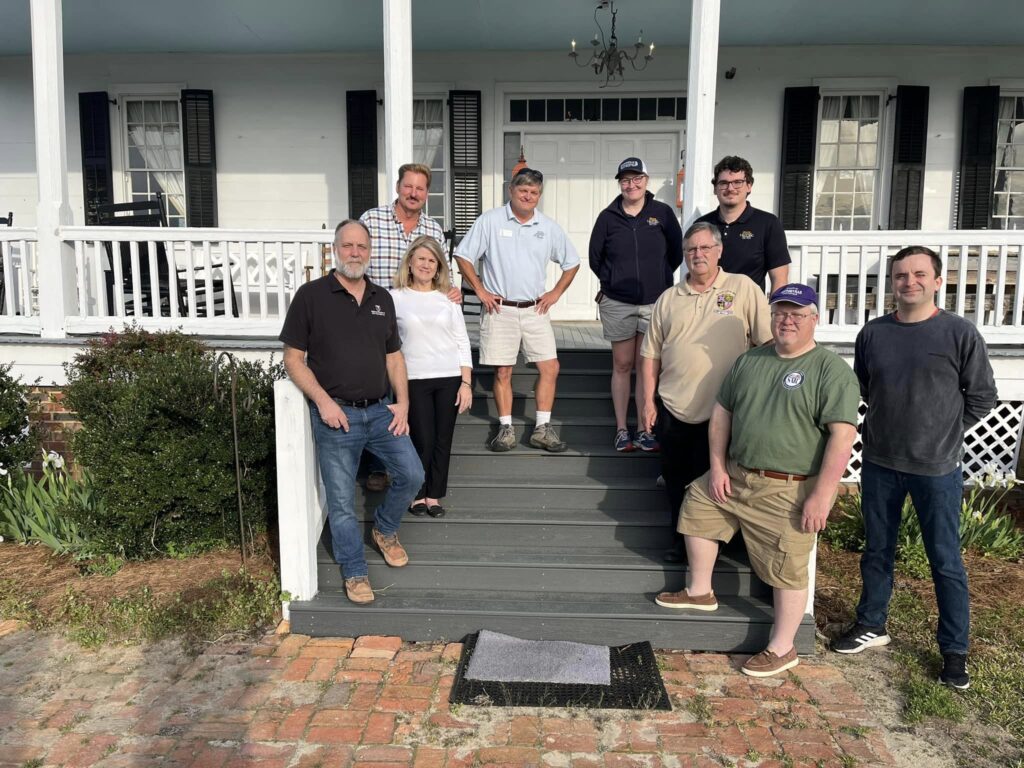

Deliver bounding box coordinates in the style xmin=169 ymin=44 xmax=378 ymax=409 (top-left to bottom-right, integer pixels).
xmin=769 ymin=283 xmax=818 ymax=307
xmin=615 ymin=157 xmax=649 ymax=179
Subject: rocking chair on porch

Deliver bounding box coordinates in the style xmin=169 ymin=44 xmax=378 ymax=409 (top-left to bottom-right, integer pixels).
xmin=95 ymin=199 xmax=175 ymax=317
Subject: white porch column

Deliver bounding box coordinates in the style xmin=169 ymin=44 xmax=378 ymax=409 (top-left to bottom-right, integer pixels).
xmin=382 ymin=0 xmax=414 ymax=197
xmin=682 ymin=0 xmax=720 ymax=227
xmin=30 ymin=0 xmax=75 ymax=339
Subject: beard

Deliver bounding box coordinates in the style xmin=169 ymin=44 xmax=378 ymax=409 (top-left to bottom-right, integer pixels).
xmin=338 ymin=260 xmax=367 ymax=280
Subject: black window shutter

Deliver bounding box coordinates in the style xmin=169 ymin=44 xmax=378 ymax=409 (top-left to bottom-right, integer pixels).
xmin=779 ymin=86 xmax=820 ymax=231
xmin=889 ymin=86 xmax=930 ymax=230
xmin=956 ymin=86 xmax=999 ymax=229
xmin=79 ymin=92 xmax=113 ymax=225
xmin=181 ymin=89 xmax=218 ymax=227
xmin=449 ymin=90 xmax=482 ymax=242
xmin=346 ymin=90 xmax=379 ymax=219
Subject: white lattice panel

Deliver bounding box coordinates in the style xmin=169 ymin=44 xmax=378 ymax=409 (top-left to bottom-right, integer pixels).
xmin=843 ymin=401 xmax=1024 ymax=484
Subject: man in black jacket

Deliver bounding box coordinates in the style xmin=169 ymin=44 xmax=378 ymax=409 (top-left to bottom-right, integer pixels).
xmin=589 ymin=157 xmax=683 ymax=452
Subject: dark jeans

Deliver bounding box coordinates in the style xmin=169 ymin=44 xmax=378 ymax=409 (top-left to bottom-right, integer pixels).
xmin=856 ymin=460 xmax=969 ymax=654
xmin=310 ymin=399 xmax=424 ymax=579
xmin=656 ymin=408 xmax=711 ymax=533
xmin=408 ymin=376 xmax=461 ymax=499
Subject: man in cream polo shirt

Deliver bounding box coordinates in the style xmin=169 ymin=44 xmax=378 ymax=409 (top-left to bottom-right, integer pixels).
xmin=640 ymin=221 xmax=772 ymax=560
xmin=455 ymin=167 xmax=580 ymax=453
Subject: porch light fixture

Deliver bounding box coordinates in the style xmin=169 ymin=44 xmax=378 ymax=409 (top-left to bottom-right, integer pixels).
xmin=569 ymin=1 xmax=654 ymax=89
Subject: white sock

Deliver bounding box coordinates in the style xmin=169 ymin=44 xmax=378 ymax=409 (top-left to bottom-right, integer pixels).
xmin=499 ymin=415 xmax=513 ymax=426
xmin=535 ymin=411 xmax=551 ymax=427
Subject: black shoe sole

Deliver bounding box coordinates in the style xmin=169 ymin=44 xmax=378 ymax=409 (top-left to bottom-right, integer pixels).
xmin=938 ymin=676 xmax=970 ymax=690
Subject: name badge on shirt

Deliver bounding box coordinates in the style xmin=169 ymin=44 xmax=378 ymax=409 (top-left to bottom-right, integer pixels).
xmin=500 ymin=228 xmax=514 ymax=238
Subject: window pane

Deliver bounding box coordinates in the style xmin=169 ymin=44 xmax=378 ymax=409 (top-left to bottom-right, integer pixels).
xmin=144 ymin=101 xmax=161 ymax=123
xmin=852 ymin=218 xmax=870 ymax=230
xmin=838 ymin=144 xmax=857 ymax=166
xmin=565 ymin=98 xmax=582 ymax=121
xmin=994 ymin=193 xmax=1010 ymax=215
xmin=657 ymin=97 xmax=675 ymax=118
xmin=857 ymin=144 xmax=877 ymax=168
xmin=835 ymin=171 xmax=855 ymax=193
xmin=854 ymin=193 xmax=872 ymax=216
xmin=424 ymin=100 xmax=443 ymax=123
xmin=528 ymin=99 xmax=545 ymax=122
xmin=821 ymin=96 xmax=841 ymax=120
xmin=128 ymin=147 xmax=145 ymax=168
xmin=859 ymin=120 xmax=878 ymax=144
xmin=547 ymin=99 xmax=565 ymax=122
xmin=815 ymin=217 xmax=833 ymax=230
xmin=844 ymin=96 xmax=860 ymax=120
xmin=130 ymin=171 xmax=149 ymax=194
xmin=162 ymin=102 xmax=178 ymax=123
xmin=862 ymin=96 xmax=880 ymax=118
xmin=839 ymin=120 xmax=858 ymax=143
xmin=602 ymin=98 xmax=619 ymax=121
xmin=127 ymin=102 xmax=145 ymax=123
xmin=430 ymin=171 xmax=444 ymax=194
xmin=639 ymin=98 xmax=657 ymax=120
xmin=413 ymin=100 xmax=425 ymax=122
xmin=584 ymin=98 xmax=600 ymax=121
xmin=164 ymin=126 xmax=180 ymax=147
xmin=819 ymin=144 xmax=837 ymax=168
xmin=814 ymin=194 xmax=834 ymax=216
xmin=676 ymin=98 xmax=687 ymax=119
xmin=855 ymin=171 xmax=874 ymax=193
xmin=509 ymin=100 xmax=527 ymax=122
xmin=820 ymin=120 xmax=839 ymax=144
xmin=426 ymin=126 xmax=443 ymax=147
xmin=620 ymin=98 xmax=638 ymax=121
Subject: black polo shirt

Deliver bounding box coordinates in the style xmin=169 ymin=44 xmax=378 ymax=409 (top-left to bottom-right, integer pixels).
xmin=279 ymin=271 xmax=400 ymax=401
xmin=696 ymin=204 xmax=790 ymax=290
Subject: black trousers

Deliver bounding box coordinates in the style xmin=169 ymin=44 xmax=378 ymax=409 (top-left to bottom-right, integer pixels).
xmin=407 ymin=376 xmax=461 ymax=499
xmin=656 ymin=408 xmax=711 ymax=533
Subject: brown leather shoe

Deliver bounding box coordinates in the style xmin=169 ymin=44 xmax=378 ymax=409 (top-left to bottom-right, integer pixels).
xmin=741 ymin=647 xmax=799 ymax=678
xmin=372 ymin=528 xmax=409 ymax=567
xmin=654 ymin=589 xmax=718 ymax=611
xmin=365 ymin=471 xmax=390 ymax=492
xmin=344 ymin=576 xmax=374 ymax=604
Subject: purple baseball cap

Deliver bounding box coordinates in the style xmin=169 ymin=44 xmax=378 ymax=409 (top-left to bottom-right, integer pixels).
xmin=769 ymin=283 xmax=818 ymax=307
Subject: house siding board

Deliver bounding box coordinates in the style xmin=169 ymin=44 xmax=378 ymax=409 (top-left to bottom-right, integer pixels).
xmin=346 ymin=90 xmax=378 ymax=219
xmin=779 ymin=86 xmax=819 ymax=230
xmin=78 ymin=91 xmax=114 ymax=226
xmin=181 ymin=89 xmax=219 ymax=227
xmin=889 ymin=85 xmax=930 ymax=230
xmin=957 ymin=85 xmax=1000 ymax=230
xmin=449 ymin=90 xmax=482 ymax=242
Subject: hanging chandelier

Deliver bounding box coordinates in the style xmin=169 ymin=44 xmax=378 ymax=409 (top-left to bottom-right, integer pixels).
xmin=568 ymin=1 xmax=655 ymax=89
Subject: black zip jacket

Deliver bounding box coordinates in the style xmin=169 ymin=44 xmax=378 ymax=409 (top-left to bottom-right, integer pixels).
xmin=588 ymin=192 xmax=683 ymax=305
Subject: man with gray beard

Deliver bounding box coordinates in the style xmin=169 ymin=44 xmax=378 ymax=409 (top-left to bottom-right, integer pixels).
xmin=280 ymin=220 xmax=424 ymax=605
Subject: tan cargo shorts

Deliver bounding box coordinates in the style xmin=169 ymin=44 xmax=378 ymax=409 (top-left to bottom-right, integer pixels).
xmin=479 ymin=304 xmax=558 ymax=366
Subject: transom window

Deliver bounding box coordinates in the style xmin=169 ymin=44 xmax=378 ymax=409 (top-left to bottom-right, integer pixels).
xmin=813 ymin=93 xmax=882 ymax=231
xmin=123 ymin=98 xmax=186 ymax=227
xmin=413 ymin=97 xmax=447 ymax=228
xmin=508 ymin=95 xmax=685 ymax=123
xmin=994 ymin=94 xmax=1024 ymax=230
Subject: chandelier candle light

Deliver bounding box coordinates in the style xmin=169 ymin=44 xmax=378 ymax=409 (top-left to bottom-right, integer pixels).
xmin=569 ymin=1 xmax=655 ymax=88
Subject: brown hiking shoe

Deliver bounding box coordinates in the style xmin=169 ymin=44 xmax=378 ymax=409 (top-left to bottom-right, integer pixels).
xmin=654 ymin=589 xmax=718 ymax=611
xmin=372 ymin=528 xmax=409 ymax=567
xmin=741 ymin=647 xmax=799 ymax=678
xmin=529 ymin=423 xmax=567 ymax=452
xmin=344 ymin=576 xmax=374 ymax=604
xmin=365 ymin=470 xmax=390 ymax=492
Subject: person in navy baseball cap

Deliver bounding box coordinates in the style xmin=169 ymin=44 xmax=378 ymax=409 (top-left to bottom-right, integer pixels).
xmin=614 ymin=157 xmax=649 ymax=179
xmin=769 ymin=283 xmax=818 ymax=307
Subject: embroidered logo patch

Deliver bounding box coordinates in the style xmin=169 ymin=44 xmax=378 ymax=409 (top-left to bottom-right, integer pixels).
xmin=782 ymin=371 xmax=805 ymax=390
xmin=370 ymin=304 xmax=386 ymax=317
xmin=534 ymin=231 xmax=546 ymax=239
xmin=715 ymin=291 xmax=735 ymax=311
xmin=740 ymin=230 xmax=754 ymax=240
xmin=647 ymin=217 xmax=659 ymax=226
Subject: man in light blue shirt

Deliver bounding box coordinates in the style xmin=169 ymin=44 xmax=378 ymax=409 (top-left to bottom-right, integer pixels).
xmin=455 ymin=168 xmax=580 ymax=453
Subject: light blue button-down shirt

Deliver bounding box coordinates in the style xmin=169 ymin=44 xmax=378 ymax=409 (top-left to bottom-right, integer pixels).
xmin=455 ymin=204 xmax=580 ymax=302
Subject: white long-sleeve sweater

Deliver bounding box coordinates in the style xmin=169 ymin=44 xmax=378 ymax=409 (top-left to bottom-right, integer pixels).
xmin=389 ymin=288 xmax=473 ymax=380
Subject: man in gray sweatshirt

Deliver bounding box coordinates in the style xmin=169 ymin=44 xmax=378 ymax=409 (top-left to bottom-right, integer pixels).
xmin=833 ymin=246 xmax=997 ymax=691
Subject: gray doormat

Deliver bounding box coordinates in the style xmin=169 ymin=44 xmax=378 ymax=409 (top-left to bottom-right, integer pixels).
xmin=465 ymin=630 xmax=611 ymax=685
xmin=449 ymin=632 xmax=671 ymax=711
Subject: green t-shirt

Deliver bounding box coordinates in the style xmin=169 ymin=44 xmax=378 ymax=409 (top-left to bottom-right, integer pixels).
xmin=717 ymin=344 xmax=860 ymax=476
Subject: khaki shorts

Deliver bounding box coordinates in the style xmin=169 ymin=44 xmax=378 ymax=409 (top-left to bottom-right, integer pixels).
xmin=599 ymin=295 xmax=653 ymax=343
xmin=678 ymin=460 xmax=834 ymax=590
xmin=479 ymin=305 xmax=558 ymax=366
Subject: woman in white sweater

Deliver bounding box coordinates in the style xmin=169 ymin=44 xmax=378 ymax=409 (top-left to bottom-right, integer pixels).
xmin=391 ymin=235 xmax=473 ymax=517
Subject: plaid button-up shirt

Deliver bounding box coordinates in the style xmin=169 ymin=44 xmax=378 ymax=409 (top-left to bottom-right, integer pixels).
xmin=360 ymin=202 xmax=448 ymax=285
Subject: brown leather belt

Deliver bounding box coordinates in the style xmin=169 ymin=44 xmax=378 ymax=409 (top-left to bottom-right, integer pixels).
xmin=741 ymin=466 xmax=809 ymax=482
xmin=498 ymin=299 xmax=537 ymax=308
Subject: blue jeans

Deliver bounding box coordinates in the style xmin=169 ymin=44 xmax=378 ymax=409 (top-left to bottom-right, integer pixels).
xmin=310 ymin=399 xmax=424 ymax=579
xmin=856 ymin=460 xmax=969 ymax=654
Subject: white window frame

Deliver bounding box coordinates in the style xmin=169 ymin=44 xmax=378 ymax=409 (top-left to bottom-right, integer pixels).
xmin=993 ymin=91 xmax=1024 ymax=231
xmin=412 ymin=93 xmax=451 ymax=230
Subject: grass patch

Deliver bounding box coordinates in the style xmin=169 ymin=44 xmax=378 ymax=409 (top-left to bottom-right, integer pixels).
xmin=686 ymin=692 xmax=712 ymax=725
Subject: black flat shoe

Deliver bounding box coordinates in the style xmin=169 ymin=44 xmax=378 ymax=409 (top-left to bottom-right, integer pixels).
xmin=409 ymin=502 xmax=429 ymax=517
xmin=426 ymin=504 xmax=446 ymax=518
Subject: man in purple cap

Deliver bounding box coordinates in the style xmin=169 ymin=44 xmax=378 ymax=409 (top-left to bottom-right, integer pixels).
xmin=654 ymin=283 xmax=860 ymax=678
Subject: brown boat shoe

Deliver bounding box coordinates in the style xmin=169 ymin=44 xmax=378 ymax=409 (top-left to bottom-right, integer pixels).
xmin=344 ymin=576 xmax=374 ymax=604
xmin=372 ymin=528 xmax=409 ymax=567
xmin=654 ymin=589 xmax=719 ymax=611
xmin=741 ymin=647 xmax=799 ymax=678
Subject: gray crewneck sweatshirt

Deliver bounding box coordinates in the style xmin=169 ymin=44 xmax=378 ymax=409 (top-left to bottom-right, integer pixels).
xmin=854 ymin=310 xmax=998 ymax=476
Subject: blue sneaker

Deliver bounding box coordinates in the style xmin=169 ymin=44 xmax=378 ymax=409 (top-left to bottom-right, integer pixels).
xmin=635 ymin=430 xmax=660 ymax=452
xmin=614 ymin=428 xmax=635 ymax=452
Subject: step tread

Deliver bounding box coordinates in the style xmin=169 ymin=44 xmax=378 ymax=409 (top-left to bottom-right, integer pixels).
xmin=354 ymin=507 xmax=668 ymax=525
xmin=446 ymin=444 xmax=661 ymax=458
xmin=419 ymin=474 xmax=664 ymax=490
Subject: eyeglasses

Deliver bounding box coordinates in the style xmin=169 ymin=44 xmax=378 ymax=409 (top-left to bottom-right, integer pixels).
xmin=684 ymin=244 xmax=720 ymax=256
xmin=512 ymin=168 xmax=544 ymax=184
xmin=714 ymin=179 xmax=749 ymax=190
xmin=618 ymin=176 xmax=647 ymax=188
xmin=771 ymin=310 xmax=815 ymax=324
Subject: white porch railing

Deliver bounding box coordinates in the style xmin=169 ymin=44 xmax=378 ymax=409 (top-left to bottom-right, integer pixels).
xmin=0 ymin=228 xmax=40 ymax=335
xmin=787 ymin=230 xmax=1024 ymax=343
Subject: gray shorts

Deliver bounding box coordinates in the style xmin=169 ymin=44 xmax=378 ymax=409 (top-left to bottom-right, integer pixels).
xmin=599 ymin=295 xmax=653 ymax=342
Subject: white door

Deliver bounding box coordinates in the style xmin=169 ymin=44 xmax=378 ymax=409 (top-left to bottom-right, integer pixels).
xmin=524 ymin=133 xmax=680 ymax=320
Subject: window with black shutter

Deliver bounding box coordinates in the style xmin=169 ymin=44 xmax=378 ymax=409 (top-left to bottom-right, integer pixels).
xmin=779 ymin=87 xmax=819 ymax=230
xmin=889 ymin=86 xmax=930 ymax=229
xmin=346 ymin=90 xmax=379 ymax=219
xmin=957 ymin=86 xmax=1000 ymax=229
xmin=448 ymin=90 xmax=482 ymax=244
xmin=181 ymin=89 xmax=218 ymax=227
xmin=79 ymin=92 xmax=114 ymax=225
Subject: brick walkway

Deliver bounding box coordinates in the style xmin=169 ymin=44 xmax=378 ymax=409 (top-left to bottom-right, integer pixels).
xmin=0 ymin=625 xmax=895 ymax=768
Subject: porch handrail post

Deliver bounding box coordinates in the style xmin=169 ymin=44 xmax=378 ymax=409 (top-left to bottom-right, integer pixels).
xmin=382 ymin=0 xmax=414 ymax=197
xmin=682 ymin=0 xmax=721 ymax=227
xmin=30 ymin=0 xmax=75 ymax=339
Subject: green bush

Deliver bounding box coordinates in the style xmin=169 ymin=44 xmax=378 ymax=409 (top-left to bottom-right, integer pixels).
xmin=0 ymin=362 xmax=39 ymax=471
xmin=0 ymin=453 xmax=93 ymax=553
xmin=63 ymin=327 xmax=283 ymax=558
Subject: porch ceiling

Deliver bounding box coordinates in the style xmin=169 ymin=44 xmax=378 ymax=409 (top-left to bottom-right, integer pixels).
xmin=1 ymin=0 xmax=1021 ymax=56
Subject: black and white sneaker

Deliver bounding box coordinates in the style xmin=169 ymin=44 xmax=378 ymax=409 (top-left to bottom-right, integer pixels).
xmin=831 ymin=623 xmax=891 ymax=654
xmin=939 ymin=653 xmax=970 ymax=690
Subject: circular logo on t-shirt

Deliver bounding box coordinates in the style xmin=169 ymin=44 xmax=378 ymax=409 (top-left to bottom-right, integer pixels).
xmin=782 ymin=370 xmax=805 ymax=390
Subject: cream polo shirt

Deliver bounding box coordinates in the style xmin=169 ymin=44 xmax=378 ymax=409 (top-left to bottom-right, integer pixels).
xmin=641 ymin=268 xmax=772 ymax=423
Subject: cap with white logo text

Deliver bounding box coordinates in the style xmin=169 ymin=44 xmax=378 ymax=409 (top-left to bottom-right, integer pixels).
xmin=769 ymin=283 xmax=818 ymax=307
xmin=615 ymin=157 xmax=649 ymax=179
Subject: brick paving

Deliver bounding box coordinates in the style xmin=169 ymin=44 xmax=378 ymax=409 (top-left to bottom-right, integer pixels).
xmin=0 ymin=626 xmax=895 ymax=768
